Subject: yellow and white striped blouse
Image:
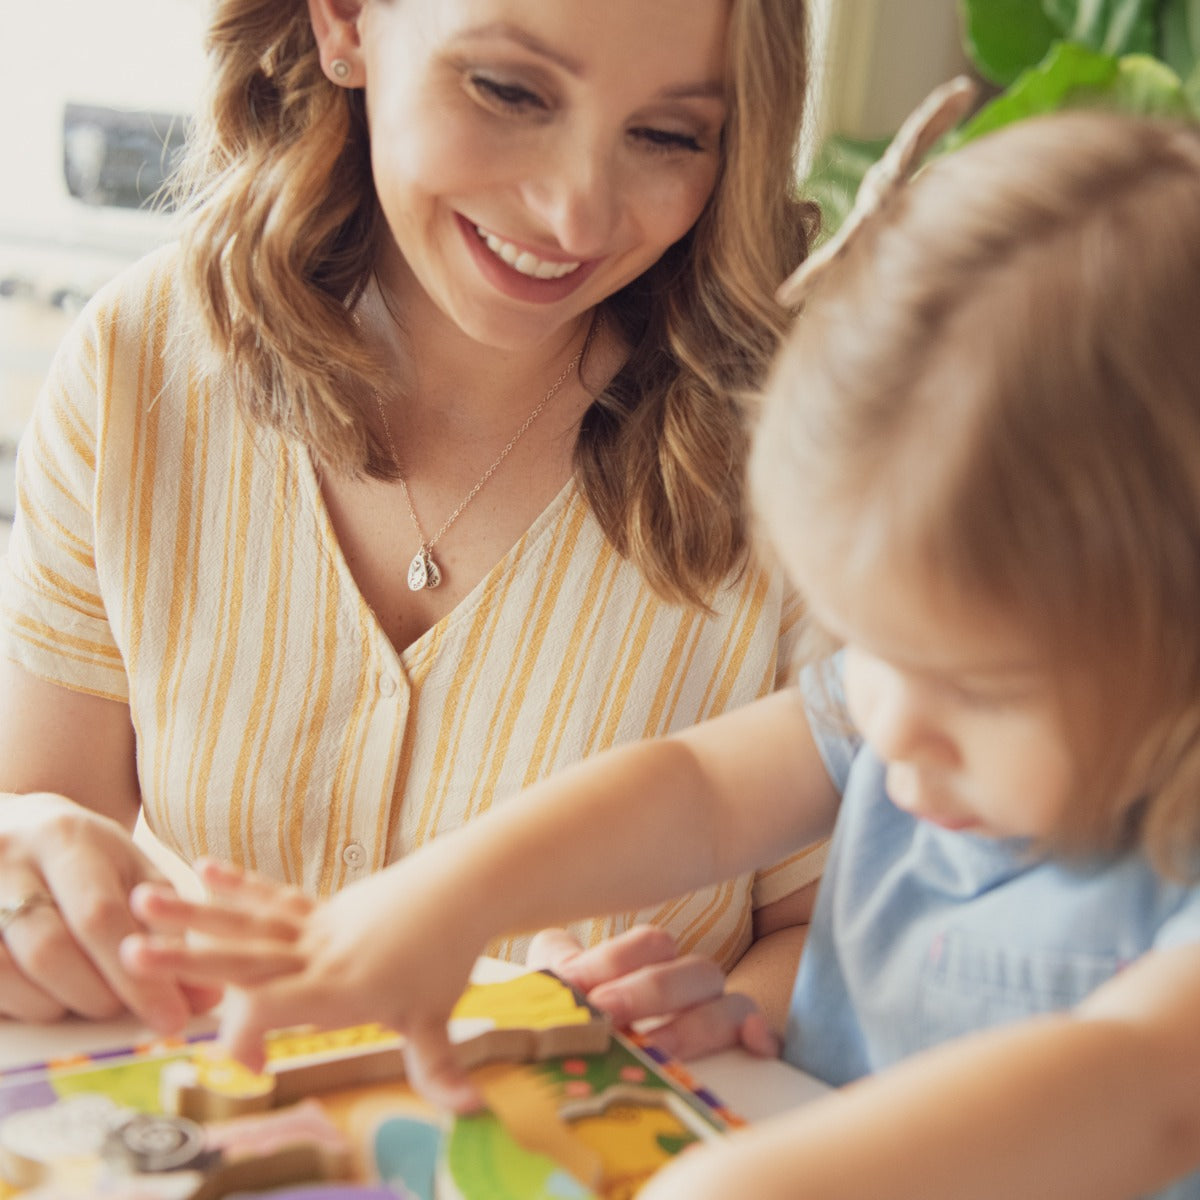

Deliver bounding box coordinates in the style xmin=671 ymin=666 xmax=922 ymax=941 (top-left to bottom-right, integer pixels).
xmin=0 ymin=247 xmax=824 ymax=968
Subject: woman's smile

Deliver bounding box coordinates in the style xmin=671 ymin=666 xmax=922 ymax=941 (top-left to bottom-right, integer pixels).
xmin=473 ymin=223 xmax=582 ymax=279
xmin=455 ymin=213 xmax=600 ymax=305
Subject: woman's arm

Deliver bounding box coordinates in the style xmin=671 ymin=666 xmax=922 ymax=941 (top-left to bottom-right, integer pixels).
xmin=0 ymin=658 xmax=208 ymax=1028
xmin=642 ymin=941 xmax=1200 ymax=1200
xmin=726 ymin=880 xmax=818 ymax=1037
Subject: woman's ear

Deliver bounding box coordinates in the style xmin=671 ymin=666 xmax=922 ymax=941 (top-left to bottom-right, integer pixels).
xmin=308 ymin=0 xmax=366 ymax=86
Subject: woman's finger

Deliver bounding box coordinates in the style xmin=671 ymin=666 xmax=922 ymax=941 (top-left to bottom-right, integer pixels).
xmin=1 ymin=895 xmax=128 ymax=1020
xmin=636 ymin=992 xmax=779 ymax=1061
xmin=533 ymin=924 xmax=680 ymax=994
xmin=0 ymin=937 xmax=70 ymax=1022
xmin=41 ymin=853 xmax=194 ymax=1032
xmin=525 ymin=927 xmax=585 ymax=972
xmin=585 ymin=952 xmax=725 ymax=1030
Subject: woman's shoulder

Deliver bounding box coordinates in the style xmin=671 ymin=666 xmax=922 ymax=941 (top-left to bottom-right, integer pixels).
xmin=83 ymin=241 xmax=187 ymax=323
xmin=35 ymin=240 xmax=227 ymax=451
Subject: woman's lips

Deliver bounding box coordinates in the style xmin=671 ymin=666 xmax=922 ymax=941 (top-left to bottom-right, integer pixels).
xmin=458 ymin=213 xmax=599 ymax=304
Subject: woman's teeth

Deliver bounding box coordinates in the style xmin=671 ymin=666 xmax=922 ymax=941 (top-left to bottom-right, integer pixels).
xmin=476 ymin=226 xmax=581 ymax=280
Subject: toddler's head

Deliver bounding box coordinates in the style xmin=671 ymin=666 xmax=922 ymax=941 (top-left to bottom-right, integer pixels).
xmin=752 ymin=110 xmax=1200 ymax=874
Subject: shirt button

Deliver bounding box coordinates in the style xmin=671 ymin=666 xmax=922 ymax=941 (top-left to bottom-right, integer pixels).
xmin=342 ymin=842 xmax=367 ymax=869
xmin=378 ymin=674 xmax=397 ymax=697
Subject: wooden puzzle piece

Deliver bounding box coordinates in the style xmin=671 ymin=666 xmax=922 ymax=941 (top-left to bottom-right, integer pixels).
xmin=164 ymin=971 xmax=609 ymax=1123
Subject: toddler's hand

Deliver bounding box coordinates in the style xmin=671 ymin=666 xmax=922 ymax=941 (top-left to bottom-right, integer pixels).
xmin=120 ymin=857 xmax=484 ymax=1112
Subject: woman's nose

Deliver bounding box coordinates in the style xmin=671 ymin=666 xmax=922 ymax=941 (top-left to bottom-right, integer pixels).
xmin=521 ymin=134 xmax=622 ymax=258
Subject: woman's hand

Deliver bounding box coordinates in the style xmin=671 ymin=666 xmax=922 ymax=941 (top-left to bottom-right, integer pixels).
xmin=526 ymin=926 xmax=779 ymax=1060
xmin=121 ymin=857 xmax=485 ymax=1112
xmin=0 ymin=792 xmax=218 ymax=1029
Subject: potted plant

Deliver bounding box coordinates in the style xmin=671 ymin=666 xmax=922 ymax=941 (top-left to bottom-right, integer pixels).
xmin=807 ymin=0 xmax=1200 ymax=237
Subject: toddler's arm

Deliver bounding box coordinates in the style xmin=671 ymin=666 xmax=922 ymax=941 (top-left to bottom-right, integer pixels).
xmin=123 ymin=687 xmax=839 ymax=1106
xmin=641 ymin=940 xmax=1200 ymax=1200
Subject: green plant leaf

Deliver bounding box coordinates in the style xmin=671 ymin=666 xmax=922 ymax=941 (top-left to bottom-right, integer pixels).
xmin=1186 ymin=58 xmax=1200 ymax=109
xmin=1043 ymin=0 xmax=1157 ymax=56
xmin=1159 ymin=0 xmax=1200 ymax=81
xmin=1108 ymin=52 xmax=1196 ymax=115
xmin=959 ymin=0 xmax=1061 ymax=85
xmin=949 ymin=41 xmax=1195 ymax=150
xmin=799 ymin=134 xmax=891 ymax=245
xmin=948 ymin=41 xmax=1119 ymax=145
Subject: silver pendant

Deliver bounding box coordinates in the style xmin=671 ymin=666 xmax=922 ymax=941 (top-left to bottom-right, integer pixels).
xmin=407 ymin=547 xmax=441 ymax=591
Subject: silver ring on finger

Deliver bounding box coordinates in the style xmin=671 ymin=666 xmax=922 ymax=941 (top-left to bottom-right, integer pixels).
xmin=0 ymin=892 xmax=56 ymax=934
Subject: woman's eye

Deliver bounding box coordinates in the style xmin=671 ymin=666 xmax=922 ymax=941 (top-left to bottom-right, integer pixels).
xmin=632 ymin=126 xmax=704 ymax=154
xmin=469 ymin=75 xmax=545 ymax=113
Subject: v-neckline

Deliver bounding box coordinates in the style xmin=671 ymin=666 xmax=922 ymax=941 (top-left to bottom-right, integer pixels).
xmin=294 ymin=442 xmax=581 ymax=665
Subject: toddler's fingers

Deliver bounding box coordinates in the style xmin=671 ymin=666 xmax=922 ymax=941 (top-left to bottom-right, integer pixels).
xmin=182 ymin=982 xmax=224 ymax=1016
xmin=129 ymin=882 xmax=306 ymax=942
xmin=217 ymin=988 xmax=274 ymax=1075
xmin=119 ymin=931 xmax=307 ymax=986
xmin=195 ymin=859 xmax=314 ymax=917
xmin=404 ymin=1020 xmax=482 ymax=1114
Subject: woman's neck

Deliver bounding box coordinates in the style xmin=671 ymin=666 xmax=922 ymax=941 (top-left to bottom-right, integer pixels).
xmin=361 ymin=261 xmax=599 ymax=440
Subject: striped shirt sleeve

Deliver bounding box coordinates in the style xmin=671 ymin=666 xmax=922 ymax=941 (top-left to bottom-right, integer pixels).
xmin=1 ymin=297 xmax=127 ymax=700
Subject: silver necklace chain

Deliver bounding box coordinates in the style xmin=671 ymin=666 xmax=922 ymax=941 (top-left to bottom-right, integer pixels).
xmin=371 ymin=322 xmax=595 ymax=591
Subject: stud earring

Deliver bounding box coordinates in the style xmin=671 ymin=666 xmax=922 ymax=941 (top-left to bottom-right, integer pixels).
xmin=330 ymin=58 xmax=351 ymax=82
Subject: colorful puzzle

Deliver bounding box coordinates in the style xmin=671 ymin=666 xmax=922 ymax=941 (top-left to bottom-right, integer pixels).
xmin=0 ymin=970 xmax=741 ymax=1198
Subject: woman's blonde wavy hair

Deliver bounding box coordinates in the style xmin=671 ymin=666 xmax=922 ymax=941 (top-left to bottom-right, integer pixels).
xmin=752 ymin=111 xmax=1200 ymax=879
xmin=173 ymin=0 xmax=816 ymax=609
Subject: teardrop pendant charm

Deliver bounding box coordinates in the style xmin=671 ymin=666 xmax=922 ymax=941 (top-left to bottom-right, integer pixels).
xmin=407 ymin=549 xmax=428 ymax=591
xmin=406 ymin=547 xmax=442 ymax=591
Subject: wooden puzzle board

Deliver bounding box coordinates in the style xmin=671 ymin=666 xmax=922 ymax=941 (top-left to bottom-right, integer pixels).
xmin=0 ymin=971 xmax=741 ymax=1199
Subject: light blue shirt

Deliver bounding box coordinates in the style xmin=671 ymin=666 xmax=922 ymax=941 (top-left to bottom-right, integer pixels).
xmin=786 ymin=668 xmax=1200 ymax=1199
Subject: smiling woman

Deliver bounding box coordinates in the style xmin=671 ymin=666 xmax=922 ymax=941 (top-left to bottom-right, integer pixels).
xmin=0 ymin=0 xmax=823 ymax=1050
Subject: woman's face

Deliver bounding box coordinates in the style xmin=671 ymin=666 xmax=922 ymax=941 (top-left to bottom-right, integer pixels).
xmin=354 ymin=0 xmax=730 ymax=350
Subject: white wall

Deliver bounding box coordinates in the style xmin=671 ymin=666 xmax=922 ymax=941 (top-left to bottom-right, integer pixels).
xmin=0 ymin=0 xmax=206 ymax=255
xmin=814 ymin=0 xmax=970 ymax=141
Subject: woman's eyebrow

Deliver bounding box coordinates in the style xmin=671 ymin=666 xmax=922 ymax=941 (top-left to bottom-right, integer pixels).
xmin=456 ymin=22 xmax=585 ymax=74
xmin=455 ymin=22 xmax=725 ymax=101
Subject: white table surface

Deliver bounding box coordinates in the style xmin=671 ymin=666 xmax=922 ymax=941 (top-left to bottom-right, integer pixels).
xmin=0 ymin=960 xmax=828 ymax=1124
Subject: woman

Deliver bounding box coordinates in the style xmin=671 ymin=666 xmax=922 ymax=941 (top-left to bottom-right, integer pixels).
xmin=0 ymin=0 xmax=820 ymax=1039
